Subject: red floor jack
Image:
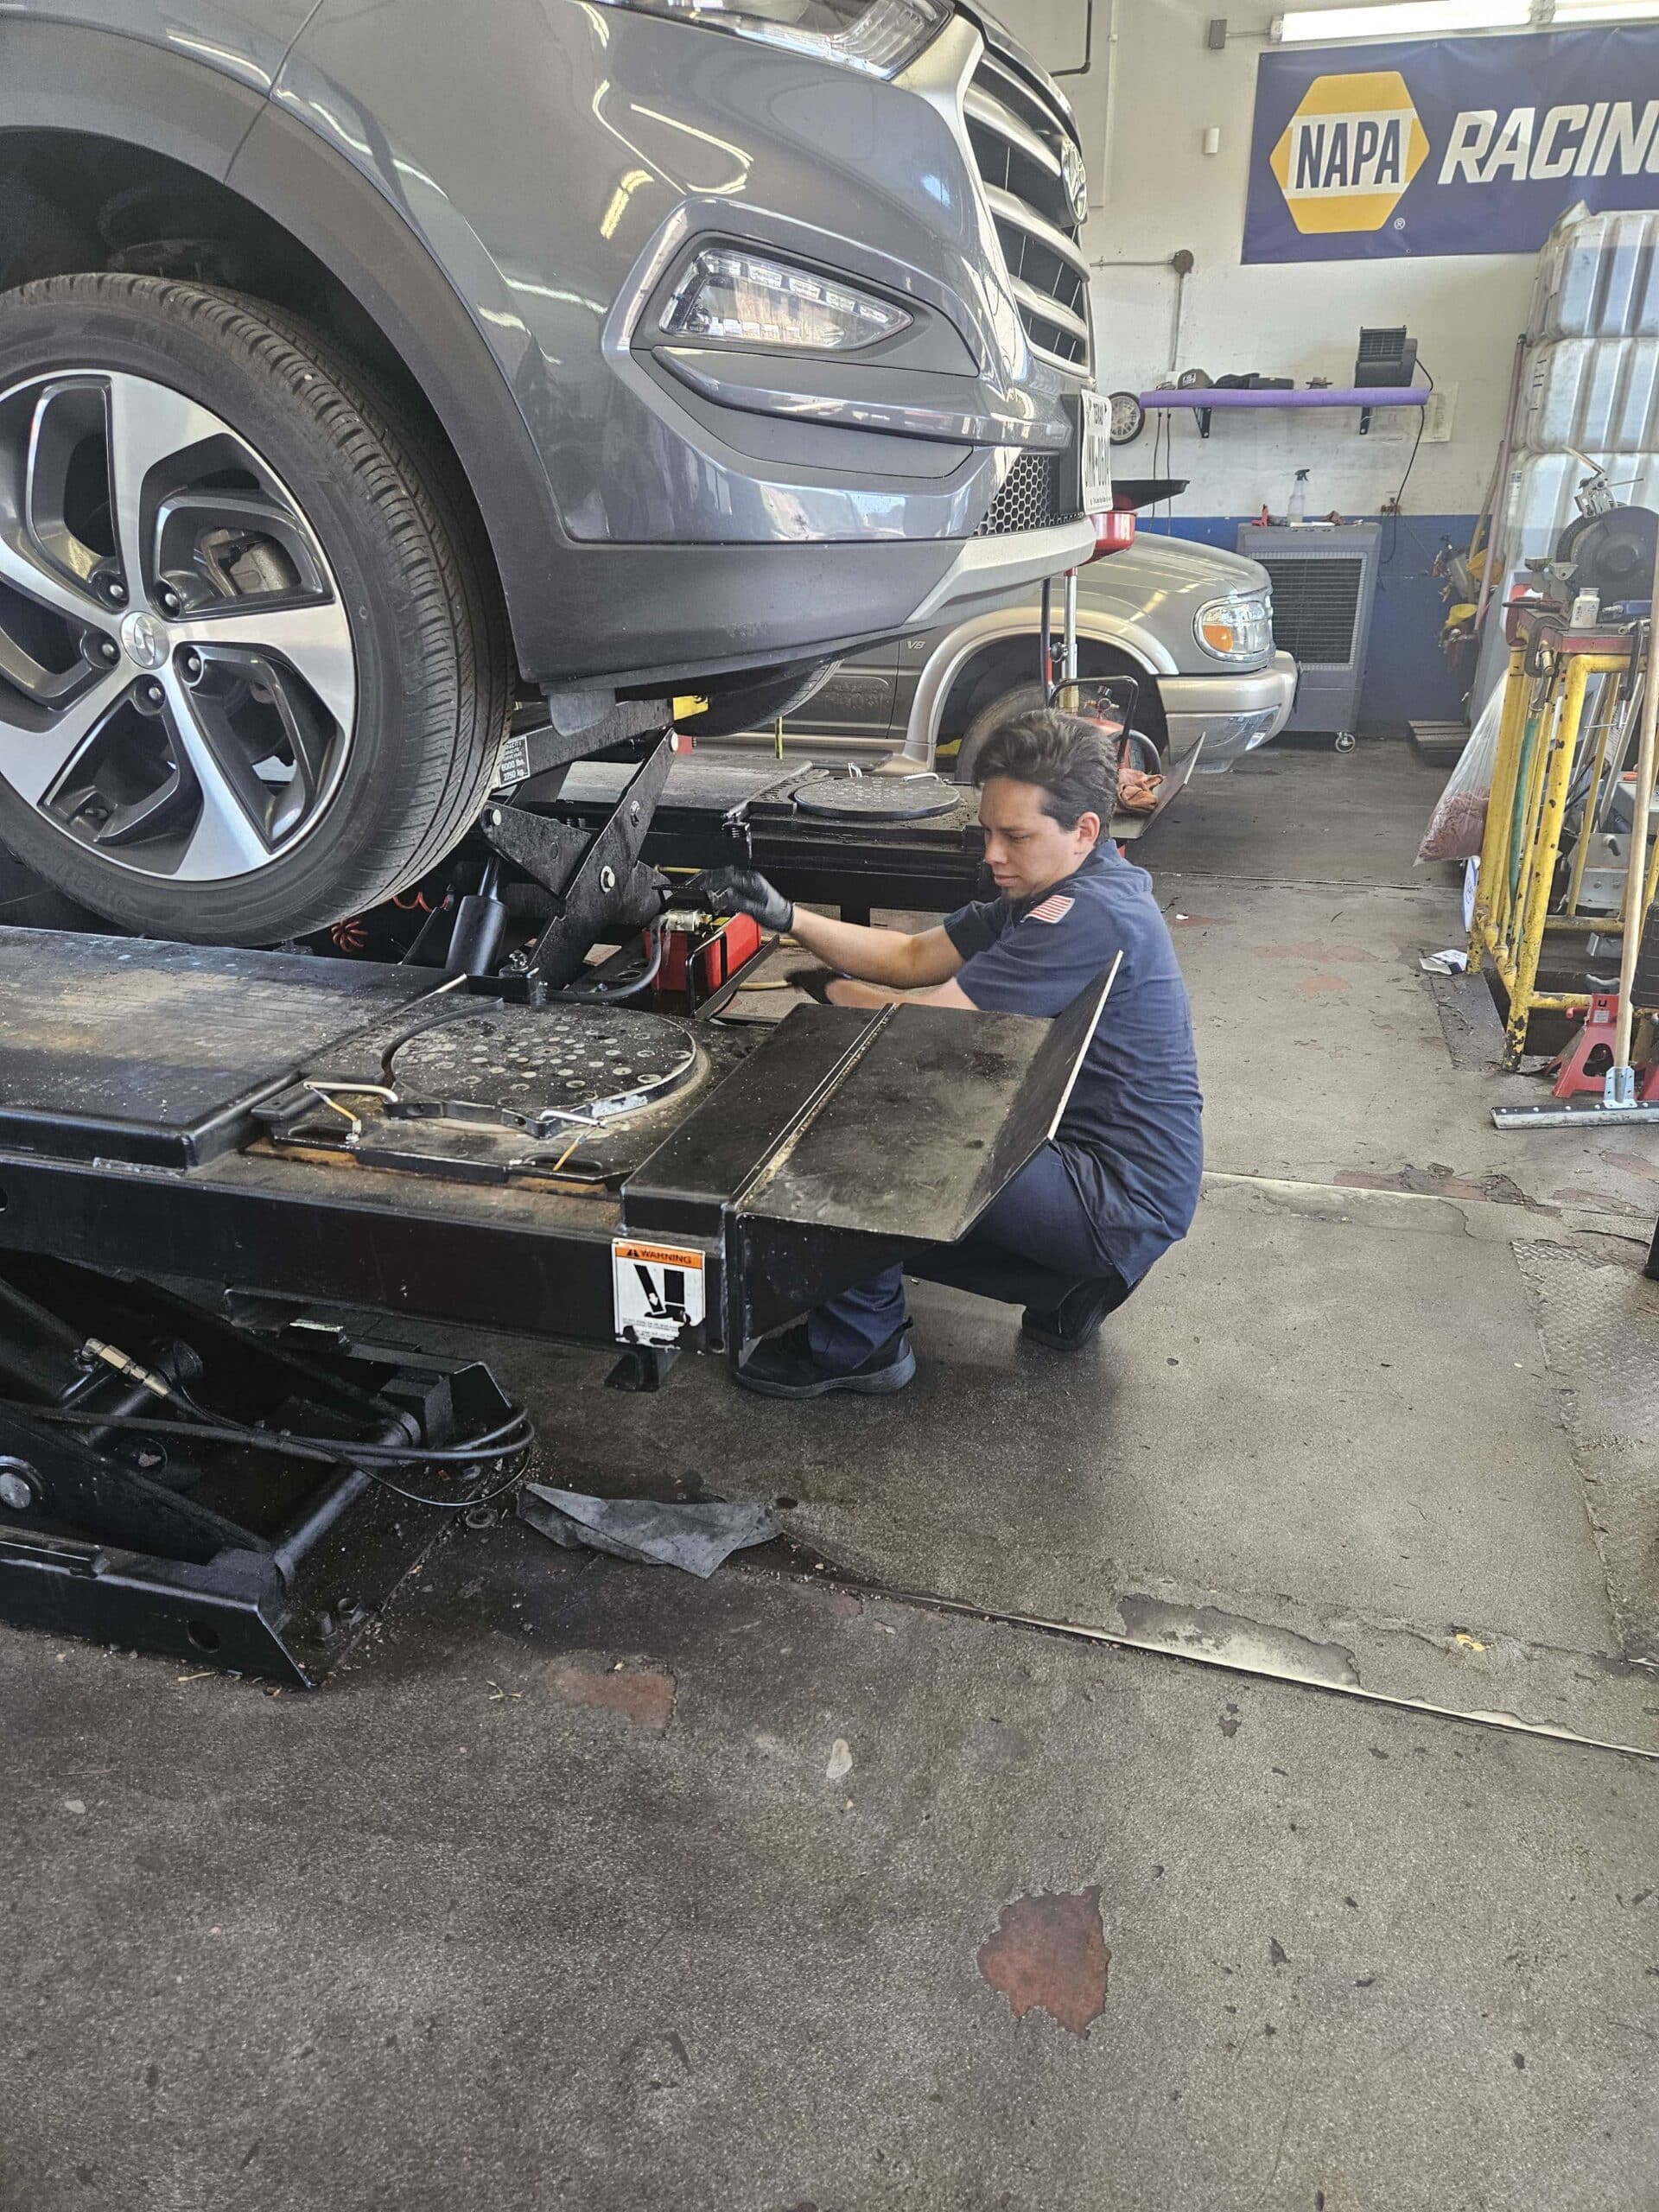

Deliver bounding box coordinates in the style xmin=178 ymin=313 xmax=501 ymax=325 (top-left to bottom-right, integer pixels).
xmin=1547 ymin=995 xmax=1659 ymax=1104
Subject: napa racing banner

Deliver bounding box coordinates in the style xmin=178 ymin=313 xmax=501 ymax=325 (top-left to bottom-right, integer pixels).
xmin=1243 ymin=26 xmax=1659 ymax=263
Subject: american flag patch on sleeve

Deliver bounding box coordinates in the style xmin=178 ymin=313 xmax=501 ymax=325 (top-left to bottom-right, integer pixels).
xmin=1027 ymin=893 xmax=1074 ymax=925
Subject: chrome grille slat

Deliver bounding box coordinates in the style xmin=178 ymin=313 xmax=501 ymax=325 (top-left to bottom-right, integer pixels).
xmin=1025 ymin=334 xmax=1089 ymax=376
xmin=963 ymin=43 xmax=1091 ymax=378
xmin=976 ymin=50 xmax=1070 ymax=148
xmin=1009 ymin=276 xmax=1088 ymax=347
xmin=963 ymin=83 xmax=1064 ymax=184
xmin=982 ymin=183 xmax=1090 ymax=289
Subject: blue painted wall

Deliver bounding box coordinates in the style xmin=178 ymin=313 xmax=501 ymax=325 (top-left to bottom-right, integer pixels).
xmin=1147 ymin=511 xmax=1477 ymax=732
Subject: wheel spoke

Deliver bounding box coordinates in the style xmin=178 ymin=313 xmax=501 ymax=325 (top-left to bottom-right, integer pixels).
xmin=175 ymin=600 xmax=355 ymax=728
xmin=157 ymin=666 xmax=275 ymax=879
xmin=0 ymin=521 xmax=105 ymax=625
xmin=0 ymin=668 xmax=129 ymax=805
xmin=105 ymin=373 xmax=226 ymax=610
xmin=92 ymin=766 xmax=192 ymax=852
xmin=23 ymin=380 xmax=114 ymax=601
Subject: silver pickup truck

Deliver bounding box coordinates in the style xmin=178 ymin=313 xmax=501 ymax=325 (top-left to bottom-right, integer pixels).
xmin=760 ymin=529 xmax=1298 ymax=782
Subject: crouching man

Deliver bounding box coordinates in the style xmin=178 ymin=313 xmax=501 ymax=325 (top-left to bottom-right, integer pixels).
xmin=701 ymin=709 xmax=1203 ymax=1399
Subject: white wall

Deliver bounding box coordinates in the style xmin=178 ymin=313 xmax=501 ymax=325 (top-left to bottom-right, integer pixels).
xmin=996 ymin=0 xmax=1535 ymax=518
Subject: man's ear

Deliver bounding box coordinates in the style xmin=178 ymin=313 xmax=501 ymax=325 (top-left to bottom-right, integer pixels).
xmin=1076 ymin=810 xmax=1103 ymax=848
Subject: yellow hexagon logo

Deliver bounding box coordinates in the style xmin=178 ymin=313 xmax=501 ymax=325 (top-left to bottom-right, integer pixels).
xmin=1269 ymin=72 xmax=1429 ymax=235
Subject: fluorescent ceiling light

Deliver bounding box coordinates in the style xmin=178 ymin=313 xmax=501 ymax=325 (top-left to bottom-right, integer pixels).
xmin=1274 ymin=2 xmax=1532 ymax=38
xmin=1549 ymin=0 xmax=1659 ymax=20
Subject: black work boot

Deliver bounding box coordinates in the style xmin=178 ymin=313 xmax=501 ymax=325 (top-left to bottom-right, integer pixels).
xmin=1020 ymin=1281 xmax=1121 ymax=1353
xmin=735 ymin=1323 xmax=916 ymax=1400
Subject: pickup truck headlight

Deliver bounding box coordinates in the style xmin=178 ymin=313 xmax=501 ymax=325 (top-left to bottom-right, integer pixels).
xmin=1195 ymin=592 xmax=1274 ymax=664
xmin=664 ymin=249 xmax=912 ymax=350
xmin=595 ymin=0 xmax=949 ymax=76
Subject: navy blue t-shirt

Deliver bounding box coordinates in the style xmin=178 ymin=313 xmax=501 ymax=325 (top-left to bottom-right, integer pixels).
xmin=944 ymin=846 xmax=1203 ymax=1284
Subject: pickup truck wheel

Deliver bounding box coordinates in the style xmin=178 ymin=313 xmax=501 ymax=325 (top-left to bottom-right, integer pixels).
xmin=952 ymin=681 xmax=1162 ymax=786
xmin=0 ymin=274 xmax=510 ymax=943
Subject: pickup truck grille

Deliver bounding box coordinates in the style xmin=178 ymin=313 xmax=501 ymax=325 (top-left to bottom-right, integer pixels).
xmin=974 ymin=450 xmax=1083 ymax=537
xmin=963 ymin=48 xmax=1091 ymax=377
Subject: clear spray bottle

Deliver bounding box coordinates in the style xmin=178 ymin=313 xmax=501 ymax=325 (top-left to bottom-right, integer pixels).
xmin=1287 ymin=467 xmax=1309 ymax=525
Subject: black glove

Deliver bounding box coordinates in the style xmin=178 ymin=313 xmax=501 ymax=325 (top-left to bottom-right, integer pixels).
xmin=696 ymin=866 xmax=793 ymax=934
xmin=784 ymin=965 xmax=835 ymax=1005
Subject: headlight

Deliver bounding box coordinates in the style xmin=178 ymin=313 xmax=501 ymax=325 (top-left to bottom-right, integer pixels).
xmin=664 ymin=249 xmax=912 ymax=350
xmin=1195 ymin=593 xmax=1274 ymax=663
xmin=594 ymin=0 xmax=949 ymax=76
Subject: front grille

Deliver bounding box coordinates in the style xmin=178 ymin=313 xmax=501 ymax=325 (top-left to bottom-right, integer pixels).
xmin=974 ymin=450 xmax=1083 ymax=537
xmin=963 ymin=48 xmax=1091 ymax=374
xmin=1257 ymin=556 xmax=1365 ymax=667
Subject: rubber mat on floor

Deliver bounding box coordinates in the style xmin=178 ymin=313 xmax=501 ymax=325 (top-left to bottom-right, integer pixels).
xmin=1516 ymin=1240 xmax=1659 ymax=1662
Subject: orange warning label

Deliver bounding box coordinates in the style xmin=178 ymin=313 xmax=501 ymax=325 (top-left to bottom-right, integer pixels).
xmin=613 ymin=1241 xmax=705 ymax=1272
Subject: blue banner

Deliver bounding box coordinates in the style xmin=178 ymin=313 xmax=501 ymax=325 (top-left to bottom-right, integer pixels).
xmin=1243 ymin=27 xmax=1659 ymax=263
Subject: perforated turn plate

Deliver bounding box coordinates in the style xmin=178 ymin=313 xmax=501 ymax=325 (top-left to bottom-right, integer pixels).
xmin=386 ymin=1005 xmax=702 ymax=1133
xmin=790 ymin=775 xmax=959 ymax=822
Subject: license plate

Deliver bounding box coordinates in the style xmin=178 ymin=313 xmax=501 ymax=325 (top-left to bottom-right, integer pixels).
xmin=1077 ymin=388 xmax=1113 ymax=516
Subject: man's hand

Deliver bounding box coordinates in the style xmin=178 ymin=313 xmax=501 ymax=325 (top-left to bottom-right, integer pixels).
xmin=696 ymin=866 xmax=793 ymax=935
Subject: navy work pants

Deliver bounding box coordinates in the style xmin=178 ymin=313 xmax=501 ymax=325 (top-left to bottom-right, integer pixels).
xmin=805 ymin=1142 xmax=1135 ymax=1370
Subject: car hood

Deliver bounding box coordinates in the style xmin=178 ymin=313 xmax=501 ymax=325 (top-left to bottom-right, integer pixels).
xmin=1080 ymin=532 xmax=1270 ymax=613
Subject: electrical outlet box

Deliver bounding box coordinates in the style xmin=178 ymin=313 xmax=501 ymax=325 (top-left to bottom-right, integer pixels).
xmin=1422 ymin=385 xmax=1458 ymax=442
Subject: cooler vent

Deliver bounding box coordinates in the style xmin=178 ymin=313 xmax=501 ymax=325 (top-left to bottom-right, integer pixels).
xmin=1256 ymin=555 xmax=1366 ymax=669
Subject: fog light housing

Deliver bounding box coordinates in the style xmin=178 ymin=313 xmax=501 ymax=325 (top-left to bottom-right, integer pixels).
xmin=664 ymin=249 xmax=912 ymax=352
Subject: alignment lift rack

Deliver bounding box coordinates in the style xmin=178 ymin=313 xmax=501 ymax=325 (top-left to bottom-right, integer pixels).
xmin=0 ymin=723 xmax=1108 ymax=1686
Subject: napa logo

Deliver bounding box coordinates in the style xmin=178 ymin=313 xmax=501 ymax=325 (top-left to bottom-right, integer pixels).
xmin=1268 ymin=71 xmax=1431 ymax=234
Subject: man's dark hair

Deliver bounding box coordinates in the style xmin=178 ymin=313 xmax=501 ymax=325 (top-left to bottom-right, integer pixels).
xmin=972 ymin=709 xmax=1118 ymax=833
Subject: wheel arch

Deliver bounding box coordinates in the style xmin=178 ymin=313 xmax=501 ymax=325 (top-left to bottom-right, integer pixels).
xmin=0 ymin=23 xmax=562 ymax=685
xmin=899 ymin=612 xmax=1168 ymax=769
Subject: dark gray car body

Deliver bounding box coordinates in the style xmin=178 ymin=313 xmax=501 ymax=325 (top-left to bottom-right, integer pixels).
xmin=0 ymin=0 xmax=1098 ymax=699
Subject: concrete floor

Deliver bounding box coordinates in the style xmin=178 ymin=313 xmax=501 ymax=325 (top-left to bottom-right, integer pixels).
xmin=3 ymin=736 xmax=1657 ymax=2209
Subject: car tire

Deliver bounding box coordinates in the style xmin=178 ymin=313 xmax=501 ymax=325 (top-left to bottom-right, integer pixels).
xmin=952 ymin=681 xmax=1162 ymax=787
xmin=0 ymin=274 xmax=511 ymax=943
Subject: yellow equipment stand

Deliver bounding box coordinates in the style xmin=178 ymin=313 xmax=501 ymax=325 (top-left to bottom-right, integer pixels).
xmin=1468 ymin=608 xmax=1658 ymax=1069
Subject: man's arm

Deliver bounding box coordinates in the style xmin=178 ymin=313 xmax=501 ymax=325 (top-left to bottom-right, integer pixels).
xmin=696 ymin=867 xmax=963 ymax=991
xmin=823 ymin=973 xmax=976 ymax=1010
xmin=789 ymin=907 xmax=963 ymax=991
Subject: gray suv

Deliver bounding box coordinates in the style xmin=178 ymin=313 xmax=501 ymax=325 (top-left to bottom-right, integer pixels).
xmin=0 ymin=0 xmax=1100 ymax=942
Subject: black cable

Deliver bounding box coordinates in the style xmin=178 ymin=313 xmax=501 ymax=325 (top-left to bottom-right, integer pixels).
xmin=8 ymin=1402 xmax=533 ymax=1463
xmin=0 ymin=1400 xmax=535 ymax=1510
xmin=1386 ymin=359 xmax=1433 ymax=562
xmin=328 ymin=1461 xmax=530 ymax=1511
xmin=162 ymin=1379 xmax=533 ymax=1466
xmin=559 ymin=924 xmax=664 ymax=1002
xmin=1163 ymin=412 xmax=1177 ymax=535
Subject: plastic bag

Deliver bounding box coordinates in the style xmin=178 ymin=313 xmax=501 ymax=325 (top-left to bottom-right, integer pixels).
xmin=1417 ymin=687 xmax=1503 ymax=863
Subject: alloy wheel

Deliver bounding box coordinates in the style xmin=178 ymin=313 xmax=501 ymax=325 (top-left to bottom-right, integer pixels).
xmin=0 ymin=370 xmax=356 ymax=881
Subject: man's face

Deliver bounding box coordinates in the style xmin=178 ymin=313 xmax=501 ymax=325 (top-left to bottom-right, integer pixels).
xmin=977 ymin=777 xmax=1101 ymax=902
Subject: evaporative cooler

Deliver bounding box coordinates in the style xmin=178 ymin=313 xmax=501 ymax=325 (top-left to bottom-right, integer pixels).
xmin=1235 ymin=520 xmax=1382 ymax=741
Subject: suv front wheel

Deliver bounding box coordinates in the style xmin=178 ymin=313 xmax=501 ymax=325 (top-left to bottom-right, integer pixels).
xmin=0 ymin=275 xmax=510 ymax=943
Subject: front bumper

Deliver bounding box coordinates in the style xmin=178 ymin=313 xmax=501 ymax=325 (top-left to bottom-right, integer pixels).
xmin=907 ymin=517 xmax=1097 ymax=627
xmin=1160 ymin=652 xmax=1297 ymax=768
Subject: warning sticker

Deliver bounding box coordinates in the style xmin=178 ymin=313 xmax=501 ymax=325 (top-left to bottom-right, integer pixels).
xmin=613 ymin=1238 xmax=707 ymax=1346
xmin=493 ymin=731 xmax=531 ymax=789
